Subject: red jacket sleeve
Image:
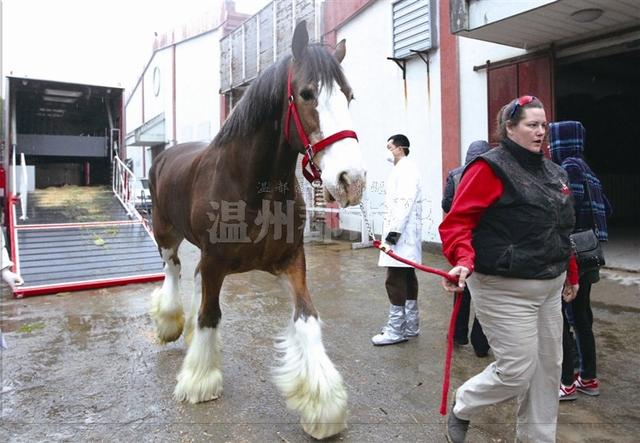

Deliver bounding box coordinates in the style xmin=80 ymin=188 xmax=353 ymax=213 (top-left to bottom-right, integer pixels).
xmin=439 ymin=160 xmax=503 ymax=271
xmin=567 ymin=253 xmax=579 ymax=285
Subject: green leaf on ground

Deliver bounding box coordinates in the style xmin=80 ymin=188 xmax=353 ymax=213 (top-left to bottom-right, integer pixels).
xmin=17 ymin=323 xmax=45 ymax=333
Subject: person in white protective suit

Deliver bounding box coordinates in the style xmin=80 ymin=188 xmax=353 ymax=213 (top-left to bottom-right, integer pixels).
xmin=1 ymin=228 xmax=23 ymax=349
xmin=1 ymin=229 xmax=23 ymax=290
xmin=372 ymin=134 xmax=423 ymax=346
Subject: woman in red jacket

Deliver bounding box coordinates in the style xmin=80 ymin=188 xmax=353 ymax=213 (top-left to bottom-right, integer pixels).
xmin=440 ymin=96 xmax=579 ymax=443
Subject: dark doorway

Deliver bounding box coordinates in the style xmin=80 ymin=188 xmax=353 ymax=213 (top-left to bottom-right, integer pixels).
xmin=556 ymin=49 xmax=640 ymax=227
xmin=9 ymin=77 xmax=122 ymax=189
xmin=555 ymin=48 xmax=640 ymax=270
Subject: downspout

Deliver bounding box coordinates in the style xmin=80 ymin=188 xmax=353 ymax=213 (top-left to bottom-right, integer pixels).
xmin=106 ymin=98 xmax=114 ymax=130
xmin=105 ymin=98 xmax=114 ymax=161
xmin=10 ymin=96 xmax=16 ymax=196
xmin=120 ymin=91 xmax=125 ymax=158
xmin=172 ymin=44 xmax=177 ymax=146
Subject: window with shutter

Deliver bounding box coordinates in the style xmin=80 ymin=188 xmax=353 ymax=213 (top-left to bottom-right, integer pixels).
xmin=392 ymin=0 xmax=436 ymax=59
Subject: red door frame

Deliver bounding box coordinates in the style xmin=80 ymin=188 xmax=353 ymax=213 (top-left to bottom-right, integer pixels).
xmin=439 ymin=0 xmax=461 ymax=188
xmin=487 ymin=53 xmax=555 ymax=153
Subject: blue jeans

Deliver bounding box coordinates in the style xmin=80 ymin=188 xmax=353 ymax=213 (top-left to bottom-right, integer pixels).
xmin=561 ymin=278 xmax=596 ymax=384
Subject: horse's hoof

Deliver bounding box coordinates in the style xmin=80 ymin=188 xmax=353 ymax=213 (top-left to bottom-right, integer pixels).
xmin=303 ymin=421 xmax=347 ymax=440
xmin=275 ymin=360 xmax=348 ymax=439
xmin=299 ymin=383 xmax=348 ymax=439
xmin=173 ymin=367 xmax=223 ymax=404
xmin=150 ymin=288 xmax=184 ymax=343
xmin=273 ymin=317 xmax=349 ymax=439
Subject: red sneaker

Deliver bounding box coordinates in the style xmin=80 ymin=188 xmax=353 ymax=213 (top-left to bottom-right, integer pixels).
xmin=576 ymin=376 xmax=600 ymax=396
xmin=559 ymin=382 xmax=577 ymax=401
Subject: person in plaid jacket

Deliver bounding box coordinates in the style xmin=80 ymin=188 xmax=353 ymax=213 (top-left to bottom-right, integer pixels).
xmin=550 ymin=120 xmax=612 ymax=401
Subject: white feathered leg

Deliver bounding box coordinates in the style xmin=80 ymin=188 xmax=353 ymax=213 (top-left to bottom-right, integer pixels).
xmin=273 ymin=316 xmax=348 ymax=439
xmin=183 ymin=271 xmax=202 ymax=346
xmin=150 ymin=248 xmax=184 ymax=343
xmin=174 ymin=325 xmax=223 ymax=403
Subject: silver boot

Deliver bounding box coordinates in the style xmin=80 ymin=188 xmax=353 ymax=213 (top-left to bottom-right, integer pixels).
xmin=405 ymin=300 xmax=420 ymax=337
xmin=371 ymin=304 xmax=408 ymax=346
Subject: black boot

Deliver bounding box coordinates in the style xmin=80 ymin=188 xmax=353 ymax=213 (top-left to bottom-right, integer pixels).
xmin=453 ymin=289 xmax=471 ymax=345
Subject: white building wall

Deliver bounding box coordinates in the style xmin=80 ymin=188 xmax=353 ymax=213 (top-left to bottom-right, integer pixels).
xmin=124 ymin=48 xmax=172 ymax=179
xmin=336 ymin=0 xmax=443 ymax=242
xmin=144 ymin=49 xmax=173 ymax=142
xmin=458 ymin=37 xmax=524 ymax=161
xmin=129 ymin=146 xmax=145 ymax=178
xmin=125 ymin=29 xmax=223 ymax=179
xmin=175 ymin=31 xmax=221 ymax=144
xmin=125 ymin=86 xmax=143 ymax=138
xmin=124 ymin=84 xmax=146 ymax=178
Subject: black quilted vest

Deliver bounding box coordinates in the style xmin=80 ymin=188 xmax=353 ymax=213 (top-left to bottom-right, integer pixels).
xmin=470 ymin=141 xmax=575 ymax=279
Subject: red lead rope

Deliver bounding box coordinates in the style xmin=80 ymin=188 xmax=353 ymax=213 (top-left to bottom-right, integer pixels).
xmin=441 ymin=292 xmax=463 ymax=415
xmin=372 ymin=240 xmax=461 ymax=416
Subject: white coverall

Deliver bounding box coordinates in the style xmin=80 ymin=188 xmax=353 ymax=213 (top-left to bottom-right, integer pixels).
xmin=378 ymin=156 xmax=423 ymax=267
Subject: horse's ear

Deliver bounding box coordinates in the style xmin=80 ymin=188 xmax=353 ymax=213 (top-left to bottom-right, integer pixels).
xmin=334 ymin=39 xmax=346 ymax=64
xmin=292 ymin=20 xmax=309 ymax=61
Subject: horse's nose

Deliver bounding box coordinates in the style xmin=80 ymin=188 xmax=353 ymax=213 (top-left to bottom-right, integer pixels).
xmin=338 ymin=169 xmax=366 ymax=206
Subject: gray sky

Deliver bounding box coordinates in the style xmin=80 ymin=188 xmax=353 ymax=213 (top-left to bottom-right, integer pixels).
xmin=2 ymin=0 xmax=269 ymax=91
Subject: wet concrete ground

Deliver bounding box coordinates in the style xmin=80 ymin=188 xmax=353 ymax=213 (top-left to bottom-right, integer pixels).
xmin=1 ymin=240 xmax=639 ymax=442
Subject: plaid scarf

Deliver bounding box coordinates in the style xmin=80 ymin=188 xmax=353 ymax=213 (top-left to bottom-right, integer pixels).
xmin=549 ymin=121 xmax=612 ymax=240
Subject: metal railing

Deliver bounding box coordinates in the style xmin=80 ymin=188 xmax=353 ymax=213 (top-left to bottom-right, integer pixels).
xmin=7 ymin=146 xmax=22 ymax=278
xmin=304 ymin=203 xmax=373 ymax=249
xmin=7 ymin=192 xmax=20 ymax=276
xmin=112 ymin=155 xmax=137 ymax=218
xmin=18 ymin=153 xmax=28 ymax=220
xmin=112 ymin=155 xmax=155 ymax=239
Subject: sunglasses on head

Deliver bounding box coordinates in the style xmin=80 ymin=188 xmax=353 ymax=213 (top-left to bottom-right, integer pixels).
xmin=508 ymin=95 xmax=537 ymax=119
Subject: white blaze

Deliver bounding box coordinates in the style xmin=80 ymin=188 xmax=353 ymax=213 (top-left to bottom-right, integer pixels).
xmin=315 ymin=80 xmax=365 ymax=206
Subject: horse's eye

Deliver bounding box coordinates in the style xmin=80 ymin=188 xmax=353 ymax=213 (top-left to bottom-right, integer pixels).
xmin=300 ymin=89 xmax=314 ymax=101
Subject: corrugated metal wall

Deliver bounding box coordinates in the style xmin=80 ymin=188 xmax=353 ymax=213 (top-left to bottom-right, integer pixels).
xmin=220 ymin=1 xmax=317 ymax=93
xmin=259 ymin=7 xmax=275 ymax=70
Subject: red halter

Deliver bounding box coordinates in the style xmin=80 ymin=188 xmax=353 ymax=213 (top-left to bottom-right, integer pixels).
xmin=284 ymin=67 xmax=358 ymax=184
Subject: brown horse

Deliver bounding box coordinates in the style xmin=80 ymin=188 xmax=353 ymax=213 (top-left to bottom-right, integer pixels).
xmin=148 ymin=21 xmax=365 ymax=439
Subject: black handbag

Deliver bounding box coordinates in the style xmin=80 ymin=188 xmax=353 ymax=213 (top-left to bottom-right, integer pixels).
xmin=569 ymin=177 xmax=605 ymax=283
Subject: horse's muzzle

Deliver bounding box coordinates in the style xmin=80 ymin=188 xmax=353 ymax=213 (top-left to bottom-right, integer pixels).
xmin=332 ymin=169 xmax=365 ymax=207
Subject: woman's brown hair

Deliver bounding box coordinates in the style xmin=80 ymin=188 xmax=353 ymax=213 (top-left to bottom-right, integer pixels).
xmin=494 ymin=95 xmax=545 ymax=141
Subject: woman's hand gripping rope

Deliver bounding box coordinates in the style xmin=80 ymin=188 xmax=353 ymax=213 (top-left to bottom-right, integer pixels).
xmin=442 ymin=265 xmax=470 ymax=293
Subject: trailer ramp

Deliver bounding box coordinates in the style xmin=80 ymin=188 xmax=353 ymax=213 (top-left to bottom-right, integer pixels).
xmin=10 ymin=186 xmax=163 ymax=298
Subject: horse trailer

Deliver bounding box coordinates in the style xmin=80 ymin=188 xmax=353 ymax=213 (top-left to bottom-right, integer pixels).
xmin=2 ymin=76 xmax=163 ymax=297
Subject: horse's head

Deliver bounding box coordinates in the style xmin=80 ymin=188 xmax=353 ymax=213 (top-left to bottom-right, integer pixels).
xmin=286 ymin=21 xmax=366 ymax=208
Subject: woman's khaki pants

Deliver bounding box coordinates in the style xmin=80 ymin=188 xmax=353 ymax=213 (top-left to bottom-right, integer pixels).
xmin=453 ymin=272 xmax=564 ymax=443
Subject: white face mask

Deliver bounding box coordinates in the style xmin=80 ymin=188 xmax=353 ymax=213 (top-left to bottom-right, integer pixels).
xmin=385 ymin=150 xmax=395 ymax=164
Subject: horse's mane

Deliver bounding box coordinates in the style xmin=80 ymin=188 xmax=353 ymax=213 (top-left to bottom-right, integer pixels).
xmin=213 ymin=44 xmax=348 ymax=147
